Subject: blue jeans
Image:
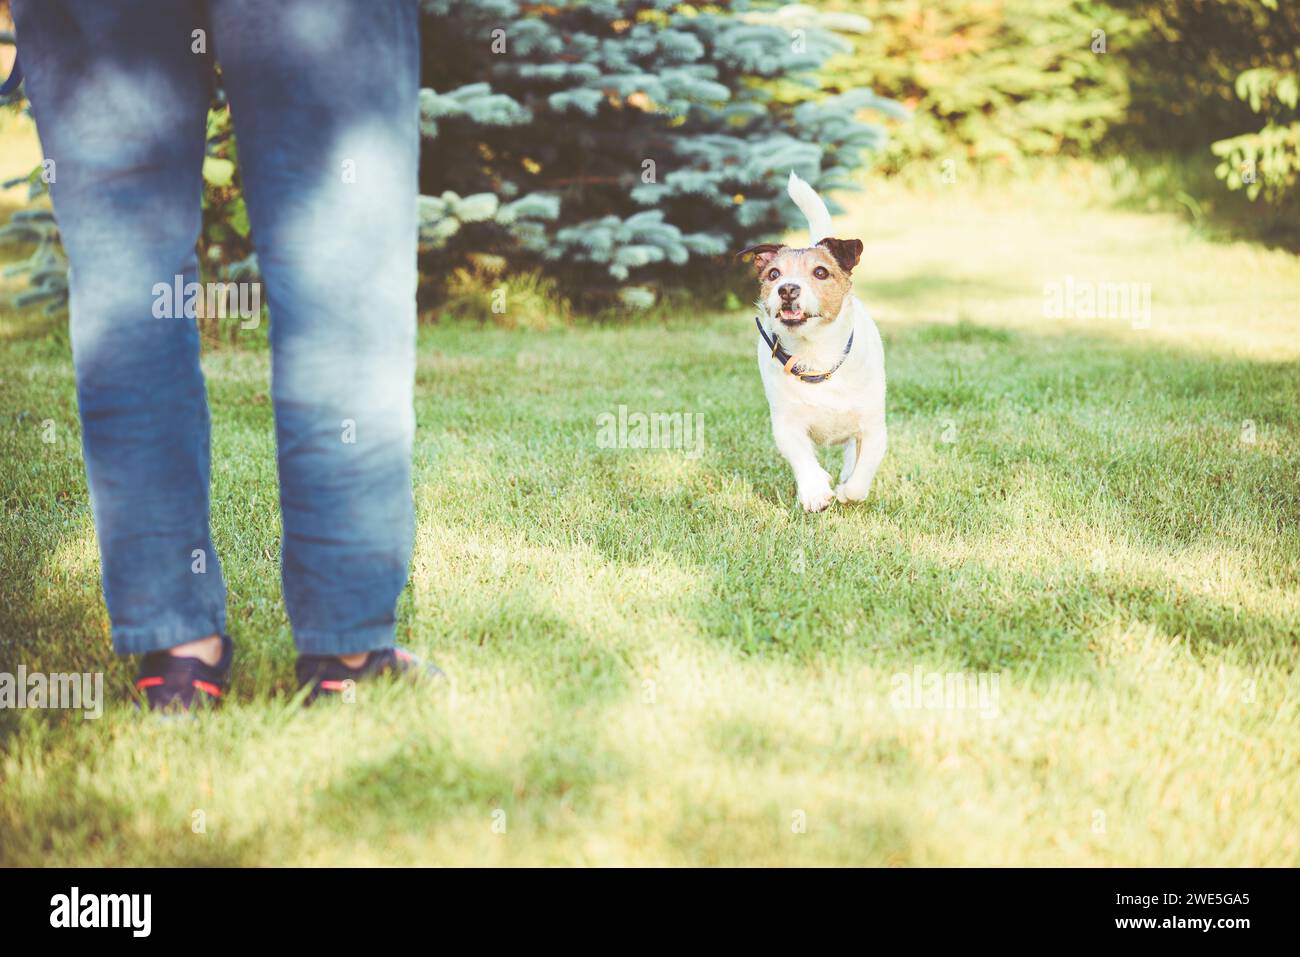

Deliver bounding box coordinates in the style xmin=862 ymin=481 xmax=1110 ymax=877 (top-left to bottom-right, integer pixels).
xmin=12 ymin=0 xmax=421 ymax=656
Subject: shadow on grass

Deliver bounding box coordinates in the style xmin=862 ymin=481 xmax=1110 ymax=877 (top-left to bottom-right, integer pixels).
xmin=864 ymin=271 xmax=1027 ymax=308
xmin=312 ymin=721 xmax=627 ymax=848
xmin=1100 ymin=150 xmax=1300 ymax=255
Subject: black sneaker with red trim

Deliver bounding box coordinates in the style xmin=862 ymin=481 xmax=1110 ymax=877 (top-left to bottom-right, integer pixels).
xmin=295 ymin=647 xmax=442 ymax=705
xmin=134 ymin=635 xmax=233 ymax=713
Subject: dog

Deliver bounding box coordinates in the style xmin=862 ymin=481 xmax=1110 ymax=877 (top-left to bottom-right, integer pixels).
xmin=740 ymin=172 xmax=886 ymax=512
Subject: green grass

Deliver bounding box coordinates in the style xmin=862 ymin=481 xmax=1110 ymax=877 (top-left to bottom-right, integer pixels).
xmin=2 ymin=140 xmax=1299 ymax=864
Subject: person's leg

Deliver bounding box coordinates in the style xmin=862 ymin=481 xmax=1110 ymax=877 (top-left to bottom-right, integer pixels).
xmin=208 ymin=0 xmax=420 ymax=656
xmin=12 ymin=0 xmax=228 ymax=658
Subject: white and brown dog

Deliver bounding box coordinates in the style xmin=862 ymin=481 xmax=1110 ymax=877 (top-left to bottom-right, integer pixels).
xmin=741 ymin=172 xmax=886 ymax=512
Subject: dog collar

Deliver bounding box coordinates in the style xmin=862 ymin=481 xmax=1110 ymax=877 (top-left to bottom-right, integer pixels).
xmin=755 ymin=315 xmax=854 ymax=384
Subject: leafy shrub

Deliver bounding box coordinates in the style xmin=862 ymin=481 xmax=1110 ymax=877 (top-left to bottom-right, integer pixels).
xmin=817 ymin=0 xmax=1135 ymax=172
xmin=1106 ymin=0 xmax=1300 ymax=206
xmin=1211 ymin=66 xmax=1300 ymax=201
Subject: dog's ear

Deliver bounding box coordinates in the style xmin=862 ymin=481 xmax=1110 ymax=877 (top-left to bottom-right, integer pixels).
xmin=736 ymin=243 xmax=784 ymax=274
xmin=818 ymin=238 xmax=864 ymax=274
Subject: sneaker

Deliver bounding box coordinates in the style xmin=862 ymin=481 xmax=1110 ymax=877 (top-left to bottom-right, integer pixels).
xmin=135 ymin=634 xmax=233 ymax=712
xmin=295 ymin=647 xmax=442 ymax=705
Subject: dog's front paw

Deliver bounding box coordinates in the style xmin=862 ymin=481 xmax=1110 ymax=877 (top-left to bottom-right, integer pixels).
xmin=834 ymin=483 xmax=866 ymax=504
xmin=797 ymin=473 xmax=835 ymax=513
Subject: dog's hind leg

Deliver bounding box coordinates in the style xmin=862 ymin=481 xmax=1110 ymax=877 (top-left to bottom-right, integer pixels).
xmin=835 ymin=425 xmax=886 ymax=503
xmin=839 ymin=438 xmax=857 ymax=485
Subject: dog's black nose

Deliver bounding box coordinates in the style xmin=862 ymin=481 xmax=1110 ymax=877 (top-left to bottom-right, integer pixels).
xmin=778 ymin=283 xmax=800 ymax=302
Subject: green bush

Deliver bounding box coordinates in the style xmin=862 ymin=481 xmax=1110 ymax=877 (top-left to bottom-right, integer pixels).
xmin=818 ymin=0 xmax=1134 ymax=172
xmin=1211 ymin=66 xmax=1300 ymax=202
xmin=1107 ymin=0 xmax=1300 ymax=206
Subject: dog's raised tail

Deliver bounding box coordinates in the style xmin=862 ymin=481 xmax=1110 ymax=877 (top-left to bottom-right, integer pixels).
xmin=787 ymin=171 xmax=833 ymax=245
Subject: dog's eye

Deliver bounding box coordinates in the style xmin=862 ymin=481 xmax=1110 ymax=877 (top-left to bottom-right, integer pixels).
xmin=813 ymin=266 xmax=830 ymax=280
xmin=767 ymin=268 xmax=781 ymax=281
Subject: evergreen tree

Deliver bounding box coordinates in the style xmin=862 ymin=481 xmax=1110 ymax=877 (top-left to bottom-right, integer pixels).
xmin=1 ymin=2 xmax=894 ymax=314
xmin=414 ymin=0 xmax=895 ymax=307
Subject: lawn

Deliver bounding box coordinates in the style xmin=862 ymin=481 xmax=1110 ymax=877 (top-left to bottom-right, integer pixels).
xmin=1 ymin=114 xmax=1298 ymax=863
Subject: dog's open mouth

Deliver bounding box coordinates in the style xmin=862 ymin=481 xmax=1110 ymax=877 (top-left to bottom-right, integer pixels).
xmin=778 ymin=306 xmax=806 ymax=326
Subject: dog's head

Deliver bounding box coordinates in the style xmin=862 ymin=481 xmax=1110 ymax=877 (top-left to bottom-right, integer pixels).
xmin=738 ymin=238 xmax=864 ymax=331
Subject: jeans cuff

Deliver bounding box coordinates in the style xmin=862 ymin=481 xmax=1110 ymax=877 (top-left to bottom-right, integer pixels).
xmin=111 ymin=609 xmax=228 ymax=656
xmin=293 ymin=623 xmax=398 ymax=657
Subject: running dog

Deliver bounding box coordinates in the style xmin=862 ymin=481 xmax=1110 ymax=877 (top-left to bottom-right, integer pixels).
xmin=740 ymin=173 xmax=886 ymax=512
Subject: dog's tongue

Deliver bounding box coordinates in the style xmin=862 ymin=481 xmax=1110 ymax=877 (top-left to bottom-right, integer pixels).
xmin=780 ymin=307 xmax=803 ymax=321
